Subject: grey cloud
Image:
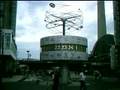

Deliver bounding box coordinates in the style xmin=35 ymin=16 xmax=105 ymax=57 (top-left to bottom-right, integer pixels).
xmin=87 ymin=2 xmax=97 ymax=11
xmin=16 ymin=42 xmax=40 ymax=50
xmin=16 ymin=26 xmax=27 ymax=37
xmin=17 ymin=49 xmax=40 ymax=60
xmin=28 ymin=1 xmax=49 ymax=7
xmin=17 ymin=1 xmax=29 ymax=19
xmin=16 ymin=25 xmax=26 ymax=31
xmin=16 ymin=25 xmax=28 ymax=37
xmin=85 ymin=22 xmax=97 ymax=36
xmin=83 ymin=21 xmax=97 ymax=53
xmin=17 ymin=42 xmax=40 ymax=59
xmin=27 ymin=1 xmax=48 ymax=17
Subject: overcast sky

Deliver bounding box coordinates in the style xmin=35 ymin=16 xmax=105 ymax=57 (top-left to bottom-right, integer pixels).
xmin=16 ymin=1 xmax=114 ymax=60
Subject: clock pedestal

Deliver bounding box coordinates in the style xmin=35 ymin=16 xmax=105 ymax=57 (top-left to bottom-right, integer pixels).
xmin=40 ymin=35 xmax=88 ymax=84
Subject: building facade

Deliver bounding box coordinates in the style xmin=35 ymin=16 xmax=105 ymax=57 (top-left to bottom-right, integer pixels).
xmin=0 ymin=1 xmax=17 ymax=59
xmin=0 ymin=1 xmax=17 ymax=77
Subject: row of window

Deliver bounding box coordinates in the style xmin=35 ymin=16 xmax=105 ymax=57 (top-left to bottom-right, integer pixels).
xmin=4 ymin=33 xmax=11 ymax=49
xmin=41 ymin=44 xmax=87 ymax=52
xmin=0 ymin=33 xmax=11 ymax=50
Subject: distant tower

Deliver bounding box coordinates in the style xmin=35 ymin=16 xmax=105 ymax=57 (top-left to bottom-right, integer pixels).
xmin=113 ymin=1 xmax=120 ymax=45
xmin=97 ymin=1 xmax=107 ymax=39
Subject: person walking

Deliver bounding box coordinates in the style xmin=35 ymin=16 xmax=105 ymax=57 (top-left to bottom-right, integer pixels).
xmin=79 ymin=71 xmax=87 ymax=90
xmin=93 ymin=70 xmax=102 ymax=80
xmin=52 ymin=69 xmax=60 ymax=90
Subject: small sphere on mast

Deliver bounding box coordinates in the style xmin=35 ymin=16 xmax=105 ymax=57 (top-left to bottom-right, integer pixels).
xmin=49 ymin=3 xmax=55 ymax=8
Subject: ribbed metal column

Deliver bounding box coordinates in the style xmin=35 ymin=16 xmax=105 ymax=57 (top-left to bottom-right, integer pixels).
xmin=97 ymin=1 xmax=106 ymax=39
xmin=60 ymin=66 xmax=69 ymax=84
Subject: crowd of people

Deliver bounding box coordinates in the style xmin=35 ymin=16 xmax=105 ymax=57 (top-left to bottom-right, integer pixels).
xmin=50 ymin=68 xmax=102 ymax=90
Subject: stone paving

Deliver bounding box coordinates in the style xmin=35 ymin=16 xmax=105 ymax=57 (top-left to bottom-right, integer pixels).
xmin=2 ymin=75 xmax=25 ymax=82
xmin=2 ymin=75 xmax=120 ymax=90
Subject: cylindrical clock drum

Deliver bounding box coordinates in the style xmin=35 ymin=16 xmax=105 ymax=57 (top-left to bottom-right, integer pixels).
xmin=40 ymin=35 xmax=88 ymax=61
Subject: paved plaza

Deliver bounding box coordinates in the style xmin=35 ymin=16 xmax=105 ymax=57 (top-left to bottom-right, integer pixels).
xmin=2 ymin=75 xmax=120 ymax=90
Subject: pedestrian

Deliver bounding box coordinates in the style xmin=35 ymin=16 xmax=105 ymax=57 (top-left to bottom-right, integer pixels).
xmin=93 ymin=70 xmax=102 ymax=80
xmin=52 ymin=69 xmax=60 ymax=90
xmin=36 ymin=78 xmax=40 ymax=84
xmin=79 ymin=71 xmax=87 ymax=90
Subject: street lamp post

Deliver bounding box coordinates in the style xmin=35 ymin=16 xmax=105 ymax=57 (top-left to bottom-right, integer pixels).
xmin=26 ymin=50 xmax=30 ymax=60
